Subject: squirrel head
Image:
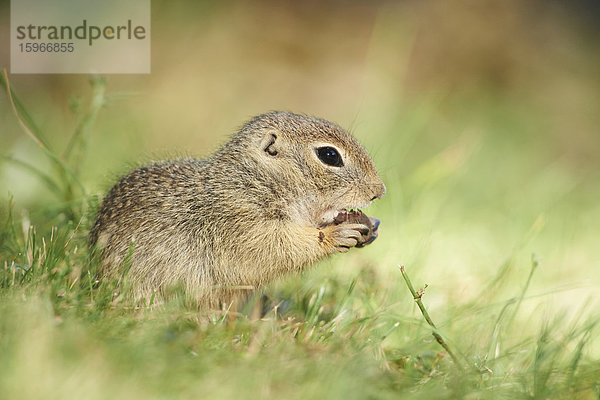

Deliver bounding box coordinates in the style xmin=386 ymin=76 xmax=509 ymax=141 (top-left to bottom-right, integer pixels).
xmin=228 ymin=111 xmax=386 ymax=226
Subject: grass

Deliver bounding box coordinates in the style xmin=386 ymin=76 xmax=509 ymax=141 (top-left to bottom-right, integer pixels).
xmin=1 ymin=3 xmax=600 ymax=397
xmin=1 ymin=72 xmax=598 ymax=400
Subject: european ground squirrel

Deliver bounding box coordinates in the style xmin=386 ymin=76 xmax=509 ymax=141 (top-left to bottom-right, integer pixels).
xmin=90 ymin=111 xmax=386 ymax=309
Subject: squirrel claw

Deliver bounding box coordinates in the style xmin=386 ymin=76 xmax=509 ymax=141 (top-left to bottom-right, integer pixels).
xmin=319 ymin=223 xmax=369 ymax=253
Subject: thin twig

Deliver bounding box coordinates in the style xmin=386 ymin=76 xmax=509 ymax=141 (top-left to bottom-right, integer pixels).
xmin=399 ymin=265 xmax=464 ymax=370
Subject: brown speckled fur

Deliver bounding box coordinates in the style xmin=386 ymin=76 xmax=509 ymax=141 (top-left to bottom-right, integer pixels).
xmin=90 ymin=111 xmax=385 ymax=309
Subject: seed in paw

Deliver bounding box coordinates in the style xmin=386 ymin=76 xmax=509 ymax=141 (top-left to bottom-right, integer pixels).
xmin=333 ymin=209 xmax=380 ymax=247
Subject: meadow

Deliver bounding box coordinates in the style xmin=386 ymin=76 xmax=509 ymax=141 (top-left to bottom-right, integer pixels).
xmin=1 ymin=2 xmax=599 ymax=399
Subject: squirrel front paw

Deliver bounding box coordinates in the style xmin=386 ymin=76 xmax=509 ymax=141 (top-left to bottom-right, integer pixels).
xmin=318 ymin=223 xmax=370 ymax=253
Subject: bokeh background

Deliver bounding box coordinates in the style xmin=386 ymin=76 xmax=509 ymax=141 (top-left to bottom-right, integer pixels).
xmin=3 ymin=0 xmax=599 ymax=296
xmin=0 ymin=1 xmax=599 ymax=396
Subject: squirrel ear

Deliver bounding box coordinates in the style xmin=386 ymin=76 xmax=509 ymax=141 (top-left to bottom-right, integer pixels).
xmin=260 ymin=132 xmax=279 ymax=156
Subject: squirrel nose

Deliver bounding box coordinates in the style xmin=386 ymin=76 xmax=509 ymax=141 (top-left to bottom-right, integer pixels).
xmin=371 ymin=182 xmax=386 ymax=201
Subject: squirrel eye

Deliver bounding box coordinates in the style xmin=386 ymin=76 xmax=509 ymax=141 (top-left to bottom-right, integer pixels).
xmin=316 ymin=146 xmax=344 ymax=167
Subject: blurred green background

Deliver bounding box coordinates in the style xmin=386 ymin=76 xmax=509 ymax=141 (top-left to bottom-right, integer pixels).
xmin=2 ymin=0 xmax=599 ymax=304
xmin=0 ymin=1 xmax=599 ymax=398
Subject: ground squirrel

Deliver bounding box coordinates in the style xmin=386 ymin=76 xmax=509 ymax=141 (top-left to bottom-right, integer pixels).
xmin=90 ymin=111 xmax=386 ymax=309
